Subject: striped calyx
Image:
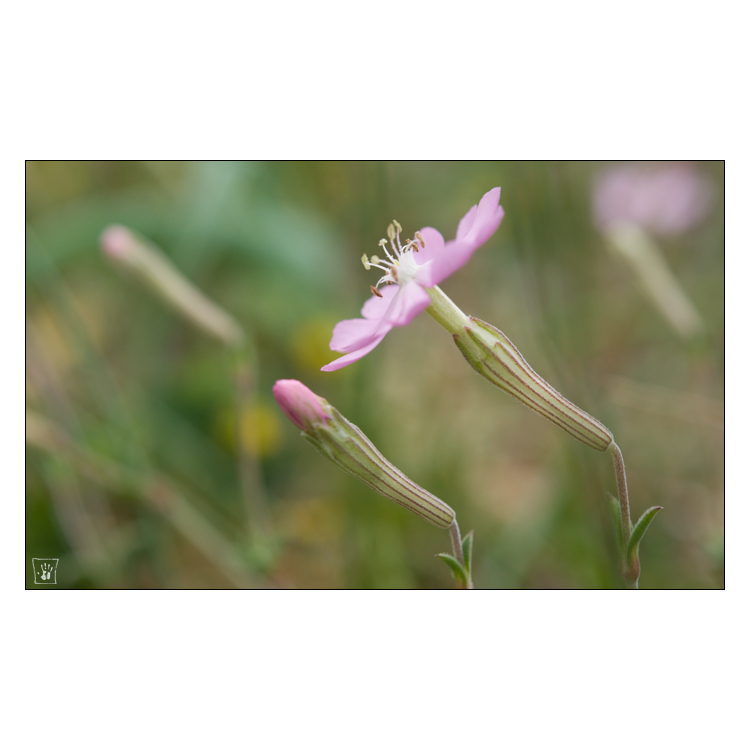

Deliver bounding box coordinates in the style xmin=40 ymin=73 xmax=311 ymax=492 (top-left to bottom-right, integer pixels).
xmin=290 ymin=392 xmax=455 ymax=528
xmin=454 ymin=318 xmax=613 ymax=452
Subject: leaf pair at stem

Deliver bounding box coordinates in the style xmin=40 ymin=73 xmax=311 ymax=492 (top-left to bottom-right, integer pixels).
xmin=437 ymin=527 xmax=474 ymax=590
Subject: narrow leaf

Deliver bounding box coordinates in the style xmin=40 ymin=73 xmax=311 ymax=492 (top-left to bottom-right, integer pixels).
xmin=627 ymin=506 xmax=663 ymax=562
xmin=436 ymin=553 xmax=468 ymax=587
xmin=462 ymin=531 xmax=474 ymax=574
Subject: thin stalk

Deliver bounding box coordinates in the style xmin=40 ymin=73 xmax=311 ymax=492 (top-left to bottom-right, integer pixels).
xmin=233 ymin=344 xmax=270 ymax=542
xmin=609 ymin=441 xmax=637 ymax=588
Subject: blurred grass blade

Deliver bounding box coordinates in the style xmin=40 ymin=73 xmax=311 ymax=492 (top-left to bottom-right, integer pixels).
xmin=26 ymin=410 xmax=265 ymax=589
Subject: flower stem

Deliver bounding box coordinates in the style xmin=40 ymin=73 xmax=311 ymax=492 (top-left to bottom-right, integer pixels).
xmin=425 ymin=285 xmax=470 ymax=334
xmin=609 ymin=441 xmax=638 ymax=588
xmin=233 ymin=344 xmax=271 ymax=543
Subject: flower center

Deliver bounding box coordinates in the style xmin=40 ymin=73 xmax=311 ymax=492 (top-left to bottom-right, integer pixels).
xmin=361 ymin=220 xmax=425 ymax=297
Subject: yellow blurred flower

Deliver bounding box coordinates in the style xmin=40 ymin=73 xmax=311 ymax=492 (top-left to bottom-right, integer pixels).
xmin=214 ymin=403 xmax=282 ymax=458
xmin=290 ymin=317 xmax=341 ymax=373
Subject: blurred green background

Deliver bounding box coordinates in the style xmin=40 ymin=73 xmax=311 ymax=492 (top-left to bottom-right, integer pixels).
xmin=25 ymin=161 xmax=724 ymax=589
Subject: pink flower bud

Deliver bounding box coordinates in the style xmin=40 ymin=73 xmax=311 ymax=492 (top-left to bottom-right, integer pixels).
xmin=272 ymin=380 xmax=330 ymax=431
xmin=272 ymin=379 xmax=454 ymax=528
xmin=100 ymin=224 xmax=245 ymax=347
xmin=100 ymin=225 xmax=135 ymax=259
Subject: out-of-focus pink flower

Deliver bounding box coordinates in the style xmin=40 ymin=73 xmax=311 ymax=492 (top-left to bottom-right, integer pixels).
xmin=272 ymin=379 xmax=330 ymax=431
xmin=100 ymin=225 xmax=134 ymax=258
xmin=593 ymin=162 xmax=711 ymax=235
xmin=322 ymin=188 xmax=504 ymax=372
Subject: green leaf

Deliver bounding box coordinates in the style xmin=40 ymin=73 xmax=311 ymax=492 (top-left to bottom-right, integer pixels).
xmin=627 ymin=506 xmax=663 ymax=563
xmin=436 ymin=553 xmax=468 ymax=587
xmin=462 ymin=531 xmax=474 ymax=574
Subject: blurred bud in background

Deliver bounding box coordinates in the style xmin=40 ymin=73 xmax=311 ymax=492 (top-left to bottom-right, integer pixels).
xmin=101 ymin=225 xmax=245 ymax=348
xmin=593 ymin=163 xmax=711 ymax=341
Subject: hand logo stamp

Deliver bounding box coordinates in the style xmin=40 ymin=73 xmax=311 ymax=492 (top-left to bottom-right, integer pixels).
xmin=32 ymin=558 xmax=59 ymax=585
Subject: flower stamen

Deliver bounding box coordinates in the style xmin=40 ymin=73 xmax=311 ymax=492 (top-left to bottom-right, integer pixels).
xmin=363 ymin=219 xmax=425 ymax=291
xmin=393 ymin=220 xmax=411 ymax=256
xmin=362 ymin=252 xmax=391 ymax=274
xmin=378 ymin=238 xmax=396 ymax=263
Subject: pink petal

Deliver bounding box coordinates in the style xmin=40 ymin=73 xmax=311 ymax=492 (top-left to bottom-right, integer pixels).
xmin=321 ymin=332 xmax=388 ymax=371
xmin=322 ymin=283 xmax=430 ymax=371
xmin=412 ymin=226 xmax=442 ymax=286
xmin=330 ymin=286 xmax=400 ymax=355
xmin=380 ymin=280 xmax=431 ymax=328
xmin=419 ymin=188 xmax=504 ymax=286
xmin=456 ymin=187 xmax=504 ymax=247
xmin=421 ymin=238 xmax=475 ymax=286
xmin=361 ymin=283 xmax=399 ymax=319
xmin=412 ymin=226 xmax=445 ymax=265
xmin=329 ymin=317 xmax=381 ymax=353
xmin=456 ymin=205 xmax=478 ymax=243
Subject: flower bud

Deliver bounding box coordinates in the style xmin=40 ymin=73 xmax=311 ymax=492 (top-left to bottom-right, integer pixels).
xmin=272 ymin=380 xmax=456 ymax=528
xmin=454 ymin=318 xmax=614 ymax=452
xmin=100 ymin=225 xmax=245 ymax=348
xmin=272 ymin=380 xmax=332 ymax=431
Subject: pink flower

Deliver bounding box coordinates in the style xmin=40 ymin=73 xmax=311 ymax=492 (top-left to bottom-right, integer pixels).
xmin=272 ymin=379 xmax=331 ymax=431
xmin=321 ymin=187 xmax=504 ymax=372
xmin=593 ymin=163 xmax=711 ymax=236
